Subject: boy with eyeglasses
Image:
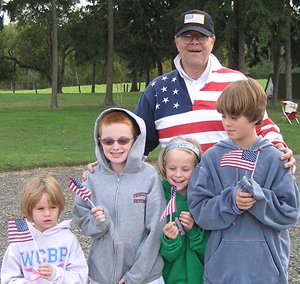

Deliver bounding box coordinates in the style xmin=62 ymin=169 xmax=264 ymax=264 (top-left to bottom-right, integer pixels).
xmin=73 ymin=108 xmax=166 ymax=284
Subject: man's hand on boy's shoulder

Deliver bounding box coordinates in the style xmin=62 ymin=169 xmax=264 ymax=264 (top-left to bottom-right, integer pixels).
xmin=82 ymin=161 xmax=99 ymax=181
xmin=275 ymin=143 xmax=296 ymax=175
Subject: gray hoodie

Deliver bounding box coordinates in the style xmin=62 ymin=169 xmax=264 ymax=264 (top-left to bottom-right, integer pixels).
xmin=188 ymin=137 xmax=300 ymax=284
xmin=72 ymin=108 xmax=165 ymax=284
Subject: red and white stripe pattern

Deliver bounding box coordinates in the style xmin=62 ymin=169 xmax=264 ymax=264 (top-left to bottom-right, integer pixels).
xmin=8 ymin=219 xmax=33 ymax=243
xmin=68 ymin=177 xmax=93 ymax=202
xmin=160 ymin=186 xmax=177 ymax=221
xmin=220 ymin=149 xmax=259 ymax=172
xmin=156 ymin=68 xmax=283 ymax=152
xmin=136 ymin=55 xmax=285 ymax=157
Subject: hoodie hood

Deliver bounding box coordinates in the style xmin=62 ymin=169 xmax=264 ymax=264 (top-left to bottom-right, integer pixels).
xmin=215 ymin=136 xmax=273 ymax=152
xmin=28 ymin=219 xmax=72 ymax=237
xmin=94 ymin=108 xmax=146 ymax=174
xmin=187 ymin=136 xmax=299 ymax=284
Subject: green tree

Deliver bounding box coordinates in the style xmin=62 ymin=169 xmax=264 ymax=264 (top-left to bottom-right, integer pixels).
xmin=115 ymin=0 xmax=178 ymax=89
xmin=70 ymin=2 xmax=107 ymax=94
xmin=2 ymin=0 xmax=78 ymax=108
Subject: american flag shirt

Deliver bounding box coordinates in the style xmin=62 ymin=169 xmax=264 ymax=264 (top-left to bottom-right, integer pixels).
xmin=135 ymin=55 xmax=284 ymax=155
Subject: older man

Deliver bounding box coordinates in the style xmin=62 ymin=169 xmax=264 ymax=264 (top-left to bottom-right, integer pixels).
xmin=135 ymin=9 xmax=294 ymax=170
xmin=86 ymin=10 xmax=295 ymax=176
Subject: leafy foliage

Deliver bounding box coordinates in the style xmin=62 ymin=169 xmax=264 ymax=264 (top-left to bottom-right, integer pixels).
xmin=1 ymin=0 xmax=300 ymax=101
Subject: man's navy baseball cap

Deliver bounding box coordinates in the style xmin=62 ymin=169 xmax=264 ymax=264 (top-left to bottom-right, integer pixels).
xmin=175 ymin=10 xmax=215 ymax=37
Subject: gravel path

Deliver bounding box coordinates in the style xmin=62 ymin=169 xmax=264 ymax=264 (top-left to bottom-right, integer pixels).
xmin=0 ymin=159 xmax=299 ymax=283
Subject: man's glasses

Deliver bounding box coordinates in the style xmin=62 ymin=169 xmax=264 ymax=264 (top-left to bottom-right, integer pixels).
xmin=180 ymin=34 xmax=210 ymax=44
xmin=99 ymin=137 xmax=135 ymax=146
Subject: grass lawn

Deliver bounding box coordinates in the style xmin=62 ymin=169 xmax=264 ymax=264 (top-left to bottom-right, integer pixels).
xmin=0 ymin=84 xmax=299 ymax=171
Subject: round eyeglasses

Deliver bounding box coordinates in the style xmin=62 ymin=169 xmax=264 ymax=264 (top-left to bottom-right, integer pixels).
xmin=180 ymin=34 xmax=210 ymax=44
xmin=99 ymin=137 xmax=135 ymax=146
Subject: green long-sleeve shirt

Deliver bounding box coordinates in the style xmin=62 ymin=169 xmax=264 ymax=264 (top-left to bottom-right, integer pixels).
xmin=160 ymin=179 xmax=210 ymax=284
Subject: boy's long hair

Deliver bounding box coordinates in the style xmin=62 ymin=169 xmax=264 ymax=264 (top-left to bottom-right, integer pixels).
xmin=216 ymin=78 xmax=267 ymax=125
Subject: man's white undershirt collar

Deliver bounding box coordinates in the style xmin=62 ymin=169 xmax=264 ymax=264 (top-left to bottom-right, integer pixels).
xmin=174 ymin=54 xmax=211 ymax=103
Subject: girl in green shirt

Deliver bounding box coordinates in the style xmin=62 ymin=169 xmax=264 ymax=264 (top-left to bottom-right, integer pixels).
xmin=158 ymin=137 xmax=209 ymax=284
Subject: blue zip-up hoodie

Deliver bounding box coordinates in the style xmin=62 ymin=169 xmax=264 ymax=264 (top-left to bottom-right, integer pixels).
xmin=188 ymin=137 xmax=300 ymax=284
xmin=72 ymin=108 xmax=165 ymax=284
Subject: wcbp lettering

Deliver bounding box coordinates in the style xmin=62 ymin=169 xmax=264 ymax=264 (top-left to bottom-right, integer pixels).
xmin=20 ymin=246 xmax=68 ymax=266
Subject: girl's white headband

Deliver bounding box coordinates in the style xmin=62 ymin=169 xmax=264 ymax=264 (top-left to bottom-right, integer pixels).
xmin=165 ymin=140 xmax=200 ymax=159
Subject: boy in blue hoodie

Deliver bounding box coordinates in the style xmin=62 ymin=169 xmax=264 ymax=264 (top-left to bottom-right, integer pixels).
xmin=188 ymin=78 xmax=300 ymax=284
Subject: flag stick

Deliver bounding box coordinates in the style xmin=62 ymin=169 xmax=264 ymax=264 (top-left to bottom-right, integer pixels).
xmin=250 ymin=151 xmax=260 ymax=179
xmin=170 ymin=186 xmax=176 ymax=222
xmin=169 ymin=186 xmax=173 ymax=222
xmin=24 ymin=219 xmax=44 ymax=264
xmin=88 ymin=199 xmax=96 ymax=208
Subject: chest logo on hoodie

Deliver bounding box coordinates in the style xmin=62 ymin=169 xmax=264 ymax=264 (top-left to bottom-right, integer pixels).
xmin=133 ymin=192 xmax=147 ymax=204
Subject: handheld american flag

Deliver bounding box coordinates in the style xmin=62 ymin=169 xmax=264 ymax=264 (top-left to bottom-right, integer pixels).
xmin=160 ymin=186 xmax=177 ymax=221
xmin=8 ymin=218 xmax=34 ymax=243
xmin=68 ymin=177 xmax=93 ymax=204
xmin=220 ymin=149 xmax=259 ymax=172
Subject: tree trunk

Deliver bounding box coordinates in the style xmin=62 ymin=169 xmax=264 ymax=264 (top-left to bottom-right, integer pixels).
xmin=104 ymin=0 xmax=114 ymax=106
xmin=157 ymin=61 xmax=163 ymax=76
xmin=33 ymin=82 xmax=38 ymax=94
xmin=285 ymin=13 xmax=292 ymax=101
xmin=171 ymin=56 xmax=175 ymax=70
xmin=271 ymin=24 xmax=281 ymax=108
xmin=227 ymin=39 xmax=238 ymax=70
xmin=11 ymin=81 xmax=15 ymax=93
xmin=74 ymin=67 xmax=81 ymax=94
xmin=146 ymin=64 xmax=150 ymax=87
xmin=57 ymin=48 xmax=67 ymax=94
xmin=91 ymin=61 xmax=96 ymax=93
xmin=228 ymin=2 xmax=239 ymax=70
xmin=130 ymin=67 xmax=138 ymax=92
xmin=237 ymin=0 xmax=246 ymax=73
xmin=51 ymin=0 xmax=58 ymax=109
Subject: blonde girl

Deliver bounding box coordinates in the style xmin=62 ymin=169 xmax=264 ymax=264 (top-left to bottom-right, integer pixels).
xmin=158 ymin=137 xmax=209 ymax=284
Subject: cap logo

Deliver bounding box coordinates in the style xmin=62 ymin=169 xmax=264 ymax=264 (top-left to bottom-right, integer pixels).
xmin=184 ymin=13 xmax=205 ymax=25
